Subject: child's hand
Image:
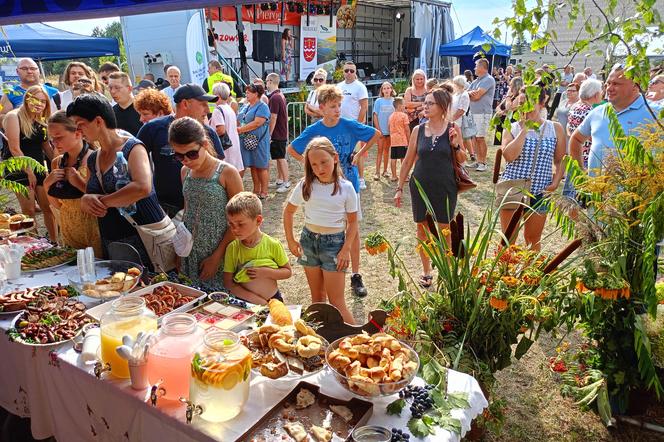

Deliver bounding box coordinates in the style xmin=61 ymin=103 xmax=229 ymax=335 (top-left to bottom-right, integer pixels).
xmin=246 ymin=267 xmax=269 ymax=279
xmin=336 ymin=247 xmax=350 ymax=271
xmin=288 ymin=240 xmax=302 ymax=257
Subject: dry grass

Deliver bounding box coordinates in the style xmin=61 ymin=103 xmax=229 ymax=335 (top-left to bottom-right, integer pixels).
xmin=4 ymin=142 xmax=663 ymax=441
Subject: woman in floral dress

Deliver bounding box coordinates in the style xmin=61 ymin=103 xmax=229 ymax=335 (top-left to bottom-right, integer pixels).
xmin=169 ymin=117 xmax=243 ymax=288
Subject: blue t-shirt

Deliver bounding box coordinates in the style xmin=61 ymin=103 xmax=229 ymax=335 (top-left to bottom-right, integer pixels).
xmin=373 ymin=97 xmax=394 ymax=136
xmin=7 ymin=84 xmax=59 ymax=108
xmin=577 ymin=96 xmax=660 ymax=175
xmin=136 ymin=115 xmax=224 ymax=211
xmin=291 ymin=118 xmax=376 ymax=192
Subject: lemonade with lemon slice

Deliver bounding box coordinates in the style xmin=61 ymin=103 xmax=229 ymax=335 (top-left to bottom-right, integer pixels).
xmin=189 ymin=330 xmax=251 ymax=422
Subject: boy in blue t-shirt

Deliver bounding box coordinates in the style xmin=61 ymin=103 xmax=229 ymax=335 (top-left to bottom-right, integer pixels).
xmin=287 ymin=84 xmax=379 ymax=298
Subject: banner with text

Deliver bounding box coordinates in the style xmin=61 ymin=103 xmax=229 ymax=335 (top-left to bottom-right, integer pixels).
xmin=186 ymin=12 xmax=209 ymax=84
xmin=299 ymin=15 xmax=337 ymax=81
xmin=211 ymin=20 xmax=253 ymax=61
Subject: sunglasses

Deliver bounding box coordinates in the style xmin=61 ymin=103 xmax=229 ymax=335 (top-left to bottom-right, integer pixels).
xmin=313 ymin=78 xmax=325 ymax=83
xmin=344 ymin=69 xmax=355 ymax=74
xmin=174 ymin=147 xmax=202 ymax=162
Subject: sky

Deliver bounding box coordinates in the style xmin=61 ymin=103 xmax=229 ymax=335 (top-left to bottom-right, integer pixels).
xmin=46 ymin=1 xmax=516 ymax=40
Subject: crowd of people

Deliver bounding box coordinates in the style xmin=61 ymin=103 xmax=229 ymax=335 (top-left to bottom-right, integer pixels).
xmin=0 ymin=54 xmax=661 ymax=323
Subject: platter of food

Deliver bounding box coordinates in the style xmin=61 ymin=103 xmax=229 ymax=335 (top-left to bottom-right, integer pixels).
xmin=0 ymin=213 xmax=35 ymax=237
xmin=325 ymin=332 xmax=419 ymax=398
xmin=67 ymin=261 xmax=142 ymax=300
xmin=86 ymin=282 xmax=206 ymax=321
xmin=241 ymin=320 xmax=329 ymax=380
xmin=8 ymin=296 xmax=93 ymax=346
xmin=21 ymin=246 xmax=76 ymax=272
xmin=0 ymin=284 xmax=76 ymax=315
xmin=240 ymin=381 xmax=373 ymax=442
xmin=187 ymin=299 xmax=256 ymax=332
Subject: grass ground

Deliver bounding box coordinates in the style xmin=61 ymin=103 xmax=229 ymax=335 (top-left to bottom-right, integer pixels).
xmin=3 ymin=141 xmax=663 ymax=441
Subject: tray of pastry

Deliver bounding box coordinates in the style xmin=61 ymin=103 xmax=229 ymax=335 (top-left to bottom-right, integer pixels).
xmin=239 ymin=381 xmax=373 ymax=442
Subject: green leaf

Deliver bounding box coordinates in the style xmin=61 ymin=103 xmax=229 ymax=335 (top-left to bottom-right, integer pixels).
xmin=434 ymin=413 xmax=463 ymax=435
xmin=408 ymin=418 xmax=434 ymax=438
xmin=515 ymin=336 xmax=534 ymax=359
xmin=386 ymin=398 xmax=405 ymax=416
xmin=531 ymin=37 xmax=548 ymax=51
xmin=422 ymin=360 xmax=442 ymax=386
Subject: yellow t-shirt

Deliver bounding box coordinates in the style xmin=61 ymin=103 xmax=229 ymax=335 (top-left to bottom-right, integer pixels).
xmin=223 ymin=233 xmax=288 ymax=276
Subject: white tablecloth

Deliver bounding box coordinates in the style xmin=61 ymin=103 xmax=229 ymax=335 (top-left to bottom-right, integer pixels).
xmin=0 ymin=269 xmax=488 ymax=441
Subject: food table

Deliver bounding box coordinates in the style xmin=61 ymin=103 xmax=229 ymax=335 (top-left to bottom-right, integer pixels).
xmin=0 ymin=268 xmax=488 ymax=442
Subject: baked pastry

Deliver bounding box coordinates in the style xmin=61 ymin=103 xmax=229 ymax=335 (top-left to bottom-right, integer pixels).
xmin=20 ymin=218 xmax=34 ymax=229
xmin=296 ymin=335 xmax=322 ymax=358
xmin=0 ymin=229 xmax=10 ymax=237
xmin=283 ymin=422 xmax=307 ymax=442
xmin=295 ymin=388 xmax=316 ymax=409
xmin=310 ymin=425 xmax=332 ymax=442
xmin=259 ymin=361 xmax=288 ymax=379
xmin=268 ymin=298 xmax=292 ymax=326
xmin=329 ymin=404 xmax=353 ymax=423
xmin=9 ymin=214 xmax=25 ymax=223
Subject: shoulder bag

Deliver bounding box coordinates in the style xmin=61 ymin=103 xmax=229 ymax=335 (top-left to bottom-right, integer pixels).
xmin=494 ymin=124 xmax=545 ymax=210
xmin=240 ymin=104 xmax=268 ymax=151
xmin=94 ymin=147 xmax=177 ymax=272
xmin=460 ymin=101 xmax=477 ymax=139
xmin=448 ymin=123 xmax=477 ymax=193
xmin=215 ymin=105 xmax=234 ymax=151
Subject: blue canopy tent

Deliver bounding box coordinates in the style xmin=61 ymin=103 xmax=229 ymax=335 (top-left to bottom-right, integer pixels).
xmin=0 ymin=23 xmax=119 ymax=60
xmin=438 ymin=26 xmax=511 ymax=74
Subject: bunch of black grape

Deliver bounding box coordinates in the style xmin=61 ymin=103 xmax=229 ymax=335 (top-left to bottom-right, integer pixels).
xmin=390 ymin=428 xmax=410 ymax=441
xmin=399 ymin=384 xmax=435 ymax=419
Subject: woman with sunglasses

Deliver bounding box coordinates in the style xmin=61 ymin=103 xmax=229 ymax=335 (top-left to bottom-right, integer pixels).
xmin=169 ymin=117 xmax=243 ymax=286
xmin=304 ymin=68 xmax=328 ymax=122
xmin=394 ymin=84 xmax=465 ymax=288
xmin=555 ymin=82 xmax=580 ymax=133
xmin=237 ymin=83 xmax=271 ymax=199
xmin=43 ymin=111 xmax=102 ymax=256
xmin=67 ymin=94 xmax=165 ymax=266
xmin=3 ymin=85 xmax=56 ymax=239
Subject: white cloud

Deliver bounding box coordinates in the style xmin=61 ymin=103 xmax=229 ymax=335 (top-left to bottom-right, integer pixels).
xmin=44 ymin=17 xmax=119 ymax=36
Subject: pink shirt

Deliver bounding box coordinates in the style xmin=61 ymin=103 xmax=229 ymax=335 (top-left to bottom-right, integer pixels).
xmin=388 ymin=112 xmax=410 ymax=147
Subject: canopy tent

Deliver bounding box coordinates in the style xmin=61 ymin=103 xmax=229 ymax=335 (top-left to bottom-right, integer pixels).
xmin=438 ymin=26 xmax=511 ymax=73
xmin=0 ymin=1 xmax=248 ymax=25
xmin=0 ymin=23 xmax=119 ymax=60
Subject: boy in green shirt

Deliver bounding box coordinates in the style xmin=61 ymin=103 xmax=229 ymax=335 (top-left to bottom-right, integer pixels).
xmin=223 ymin=192 xmax=292 ymax=304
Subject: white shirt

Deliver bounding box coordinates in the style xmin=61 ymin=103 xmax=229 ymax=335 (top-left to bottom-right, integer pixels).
xmin=163 ymin=85 xmax=180 ymax=108
xmin=60 ymin=89 xmax=74 ymax=110
xmin=210 ymin=103 xmax=244 ymax=172
xmin=337 ymin=79 xmax=368 ymax=121
xmin=306 ymin=89 xmax=319 ymax=111
xmin=452 ymin=91 xmax=470 ymax=126
xmin=288 ymin=178 xmax=358 ymax=229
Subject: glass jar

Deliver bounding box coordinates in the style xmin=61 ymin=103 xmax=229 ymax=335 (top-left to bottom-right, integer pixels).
xmin=146 ymin=313 xmax=203 ymax=401
xmin=189 ymin=330 xmax=251 ymax=422
xmin=100 ymin=297 xmax=158 ymax=378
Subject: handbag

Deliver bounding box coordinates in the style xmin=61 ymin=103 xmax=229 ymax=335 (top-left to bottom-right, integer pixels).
xmin=448 ymin=124 xmax=476 ymax=193
xmin=494 ymin=124 xmax=545 ymax=210
xmin=240 ymin=104 xmax=267 ymax=151
xmin=47 ymin=143 xmax=89 ymax=199
xmin=461 ymin=106 xmax=477 ymax=139
xmin=122 ymin=212 xmax=177 ymax=272
xmin=216 ymin=106 xmax=234 ymax=151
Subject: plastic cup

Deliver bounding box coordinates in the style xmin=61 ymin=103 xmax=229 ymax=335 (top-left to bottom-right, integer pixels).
xmin=5 ymin=261 xmax=21 ymax=280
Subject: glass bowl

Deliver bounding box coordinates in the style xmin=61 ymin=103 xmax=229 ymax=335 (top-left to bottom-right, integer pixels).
xmin=67 ymin=260 xmax=143 ymax=302
xmin=325 ymin=334 xmax=420 ymax=398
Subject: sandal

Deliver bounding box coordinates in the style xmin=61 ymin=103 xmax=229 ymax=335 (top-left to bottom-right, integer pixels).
xmin=390 ymin=177 xmax=399 ymax=182
xmin=258 ymin=193 xmax=269 ymax=200
xmin=373 ymin=174 xmax=380 ymax=181
xmin=418 ymin=275 xmax=433 ymax=288
xmin=382 ymin=171 xmax=389 ymax=177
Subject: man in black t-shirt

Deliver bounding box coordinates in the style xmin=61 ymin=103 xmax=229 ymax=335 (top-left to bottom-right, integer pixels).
xmin=108 ymin=72 xmax=143 ymax=135
xmin=136 ymin=84 xmax=225 ymax=217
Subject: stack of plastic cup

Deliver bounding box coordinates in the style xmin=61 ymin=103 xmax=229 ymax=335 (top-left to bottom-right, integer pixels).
xmin=0 ymin=244 xmax=25 ymax=280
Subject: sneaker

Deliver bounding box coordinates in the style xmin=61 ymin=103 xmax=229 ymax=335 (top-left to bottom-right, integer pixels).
xmin=359 ymin=178 xmax=367 ymax=190
xmin=276 ymin=182 xmax=291 ymax=193
xmin=475 ymin=163 xmax=487 ymax=172
xmin=466 ymin=161 xmax=478 ymax=169
xmin=350 ymin=273 xmax=368 ymax=297
xmin=270 ymin=180 xmax=284 ymax=188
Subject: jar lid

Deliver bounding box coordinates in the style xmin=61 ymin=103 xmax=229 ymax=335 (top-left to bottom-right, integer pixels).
xmin=351 ymin=425 xmax=392 ymax=442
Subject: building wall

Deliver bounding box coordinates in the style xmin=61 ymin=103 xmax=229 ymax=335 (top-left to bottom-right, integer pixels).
xmin=512 ymin=0 xmax=663 ymax=76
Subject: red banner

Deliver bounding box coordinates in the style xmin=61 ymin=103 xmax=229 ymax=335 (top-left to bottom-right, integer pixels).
xmin=208 ymin=5 xmax=301 ymax=25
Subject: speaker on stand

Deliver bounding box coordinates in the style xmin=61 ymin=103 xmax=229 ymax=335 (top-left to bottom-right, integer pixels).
xmin=252 ymin=30 xmax=282 ymax=77
xmin=402 ymin=37 xmax=422 ymax=74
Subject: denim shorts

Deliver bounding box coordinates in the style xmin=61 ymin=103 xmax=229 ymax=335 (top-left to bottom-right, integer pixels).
xmin=298 ymin=227 xmax=346 ymax=273
xmin=529 ymin=193 xmax=549 ymax=214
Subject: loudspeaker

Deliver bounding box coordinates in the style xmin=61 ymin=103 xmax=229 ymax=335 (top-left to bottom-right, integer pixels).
xmin=402 ymin=37 xmax=421 ymax=59
xmin=252 ymin=30 xmax=282 ymax=62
